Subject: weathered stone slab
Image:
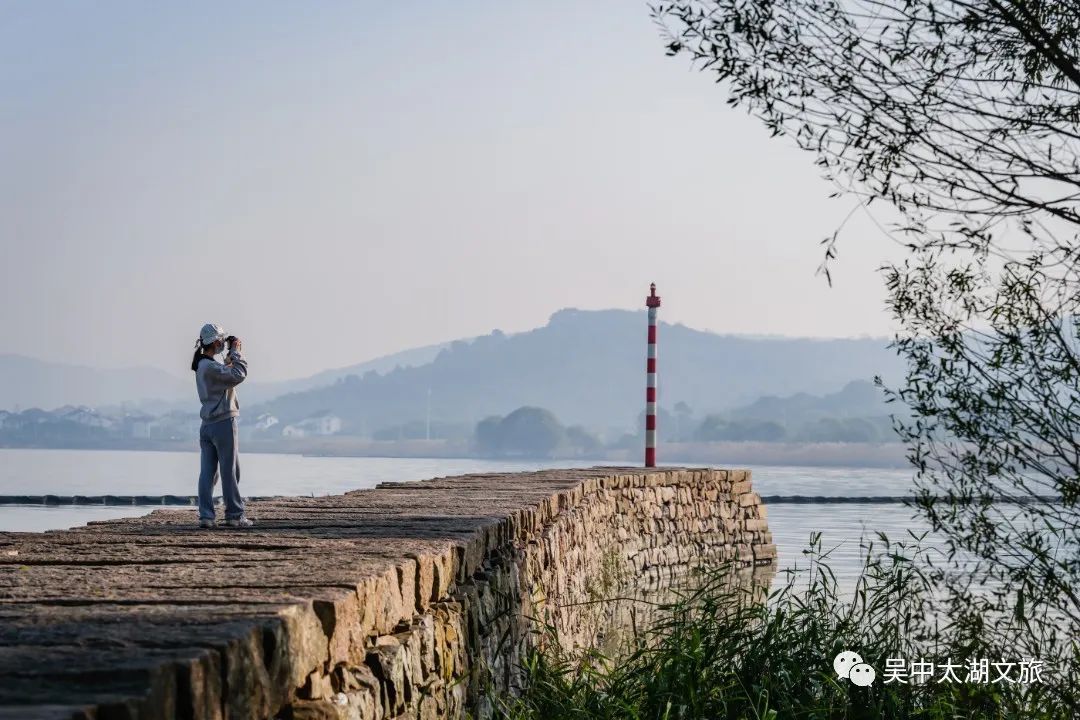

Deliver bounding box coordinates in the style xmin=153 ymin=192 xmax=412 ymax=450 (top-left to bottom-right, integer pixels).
xmin=0 ymin=467 xmax=774 ymax=719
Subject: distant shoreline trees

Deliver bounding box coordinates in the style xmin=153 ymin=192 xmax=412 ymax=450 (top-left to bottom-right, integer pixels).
xmin=472 ymin=392 xmax=899 ymax=458
xmin=473 ymin=407 xmax=603 ymax=459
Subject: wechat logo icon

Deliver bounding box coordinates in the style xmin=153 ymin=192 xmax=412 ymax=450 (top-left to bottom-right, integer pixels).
xmin=834 ymin=650 xmax=876 ymax=687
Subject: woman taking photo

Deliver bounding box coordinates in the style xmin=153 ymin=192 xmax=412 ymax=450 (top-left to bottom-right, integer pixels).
xmin=191 ymin=323 xmax=253 ymax=528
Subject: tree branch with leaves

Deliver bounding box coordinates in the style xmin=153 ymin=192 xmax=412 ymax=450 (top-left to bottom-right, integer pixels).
xmin=654 ymin=0 xmax=1080 ymax=706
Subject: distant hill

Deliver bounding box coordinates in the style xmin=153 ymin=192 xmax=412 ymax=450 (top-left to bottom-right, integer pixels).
xmin=0 ymin=355 xmax=190 ymax=411
xmin=729 ymin=380 xmax=892 ymax=426
xmin=0 ymin=342 xmax=450 ymax=412
xmin=682 ymin=380 xmax=899 ymax=444
xmin=240 ymin=341 xmax=449 ymax=404
xmin=254 ymin=309 xmax=904 ymax=433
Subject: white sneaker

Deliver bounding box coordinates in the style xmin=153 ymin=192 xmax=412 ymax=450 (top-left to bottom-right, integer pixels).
xmin=225 ymin=517 xmax=254 ymax=528
xmin=198 ymin=518 xmax=215 ymax=529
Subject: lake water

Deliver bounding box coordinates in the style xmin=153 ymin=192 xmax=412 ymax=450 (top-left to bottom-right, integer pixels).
xmin=0 ymin=449 xmax=926 ymax=579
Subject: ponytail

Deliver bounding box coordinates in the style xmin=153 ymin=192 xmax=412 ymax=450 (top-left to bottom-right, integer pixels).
xmin=191 ymin=340 xmax=212 ymax=372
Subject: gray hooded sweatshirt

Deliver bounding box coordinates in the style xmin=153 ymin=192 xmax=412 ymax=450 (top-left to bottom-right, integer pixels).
xmin=195 ymin=348 xmax=248 ymax=424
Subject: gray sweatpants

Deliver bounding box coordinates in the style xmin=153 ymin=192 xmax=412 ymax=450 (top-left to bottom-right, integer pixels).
xmin=198 ymin=417 xmax=244 ymax=521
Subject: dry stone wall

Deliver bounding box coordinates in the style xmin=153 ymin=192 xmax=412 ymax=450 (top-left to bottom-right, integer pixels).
xmin=277 ymin=468 xmax=775 ymax=719
xmin=0 ymin=467 xmax=774 ymax=720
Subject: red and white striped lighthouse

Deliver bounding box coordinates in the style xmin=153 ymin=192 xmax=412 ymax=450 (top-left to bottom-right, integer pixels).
xmin=645 ymin=283 xmax=661 ymax=467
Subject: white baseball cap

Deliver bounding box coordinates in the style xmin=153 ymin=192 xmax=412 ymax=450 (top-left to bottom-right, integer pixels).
xmin=198 ymin=323 xmax=227 ymax=346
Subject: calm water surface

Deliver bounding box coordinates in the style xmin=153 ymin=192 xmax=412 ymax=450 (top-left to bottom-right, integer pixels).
xmin=0 ymin=449 xmax=923 ymax=578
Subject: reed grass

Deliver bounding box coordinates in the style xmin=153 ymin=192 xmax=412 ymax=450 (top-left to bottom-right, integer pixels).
xmin=497 ymin=533 xmax=1076 ymax=719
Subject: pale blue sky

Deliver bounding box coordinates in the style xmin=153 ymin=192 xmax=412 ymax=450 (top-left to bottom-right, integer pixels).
xmin=0 ymin=1 xmax=900 ymax=380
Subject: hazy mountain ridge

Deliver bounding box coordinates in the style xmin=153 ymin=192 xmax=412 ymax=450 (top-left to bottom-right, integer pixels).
xmin=680 ymin=380 xmax=897 ymax=444
xmin=730 ymin=380 xmax=892 ymax=425
xmin=0 ymin=342 xmax=452 ymax=412
xmin=240 ymin=341 xmax=450 ymax=404
xmin=254 ymin=308 xmax=904 ymax=433
xmin=1 ymin=310 xmax=902 ymax=432
xmin=0 ymin=354 xmax=190 ymax=411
